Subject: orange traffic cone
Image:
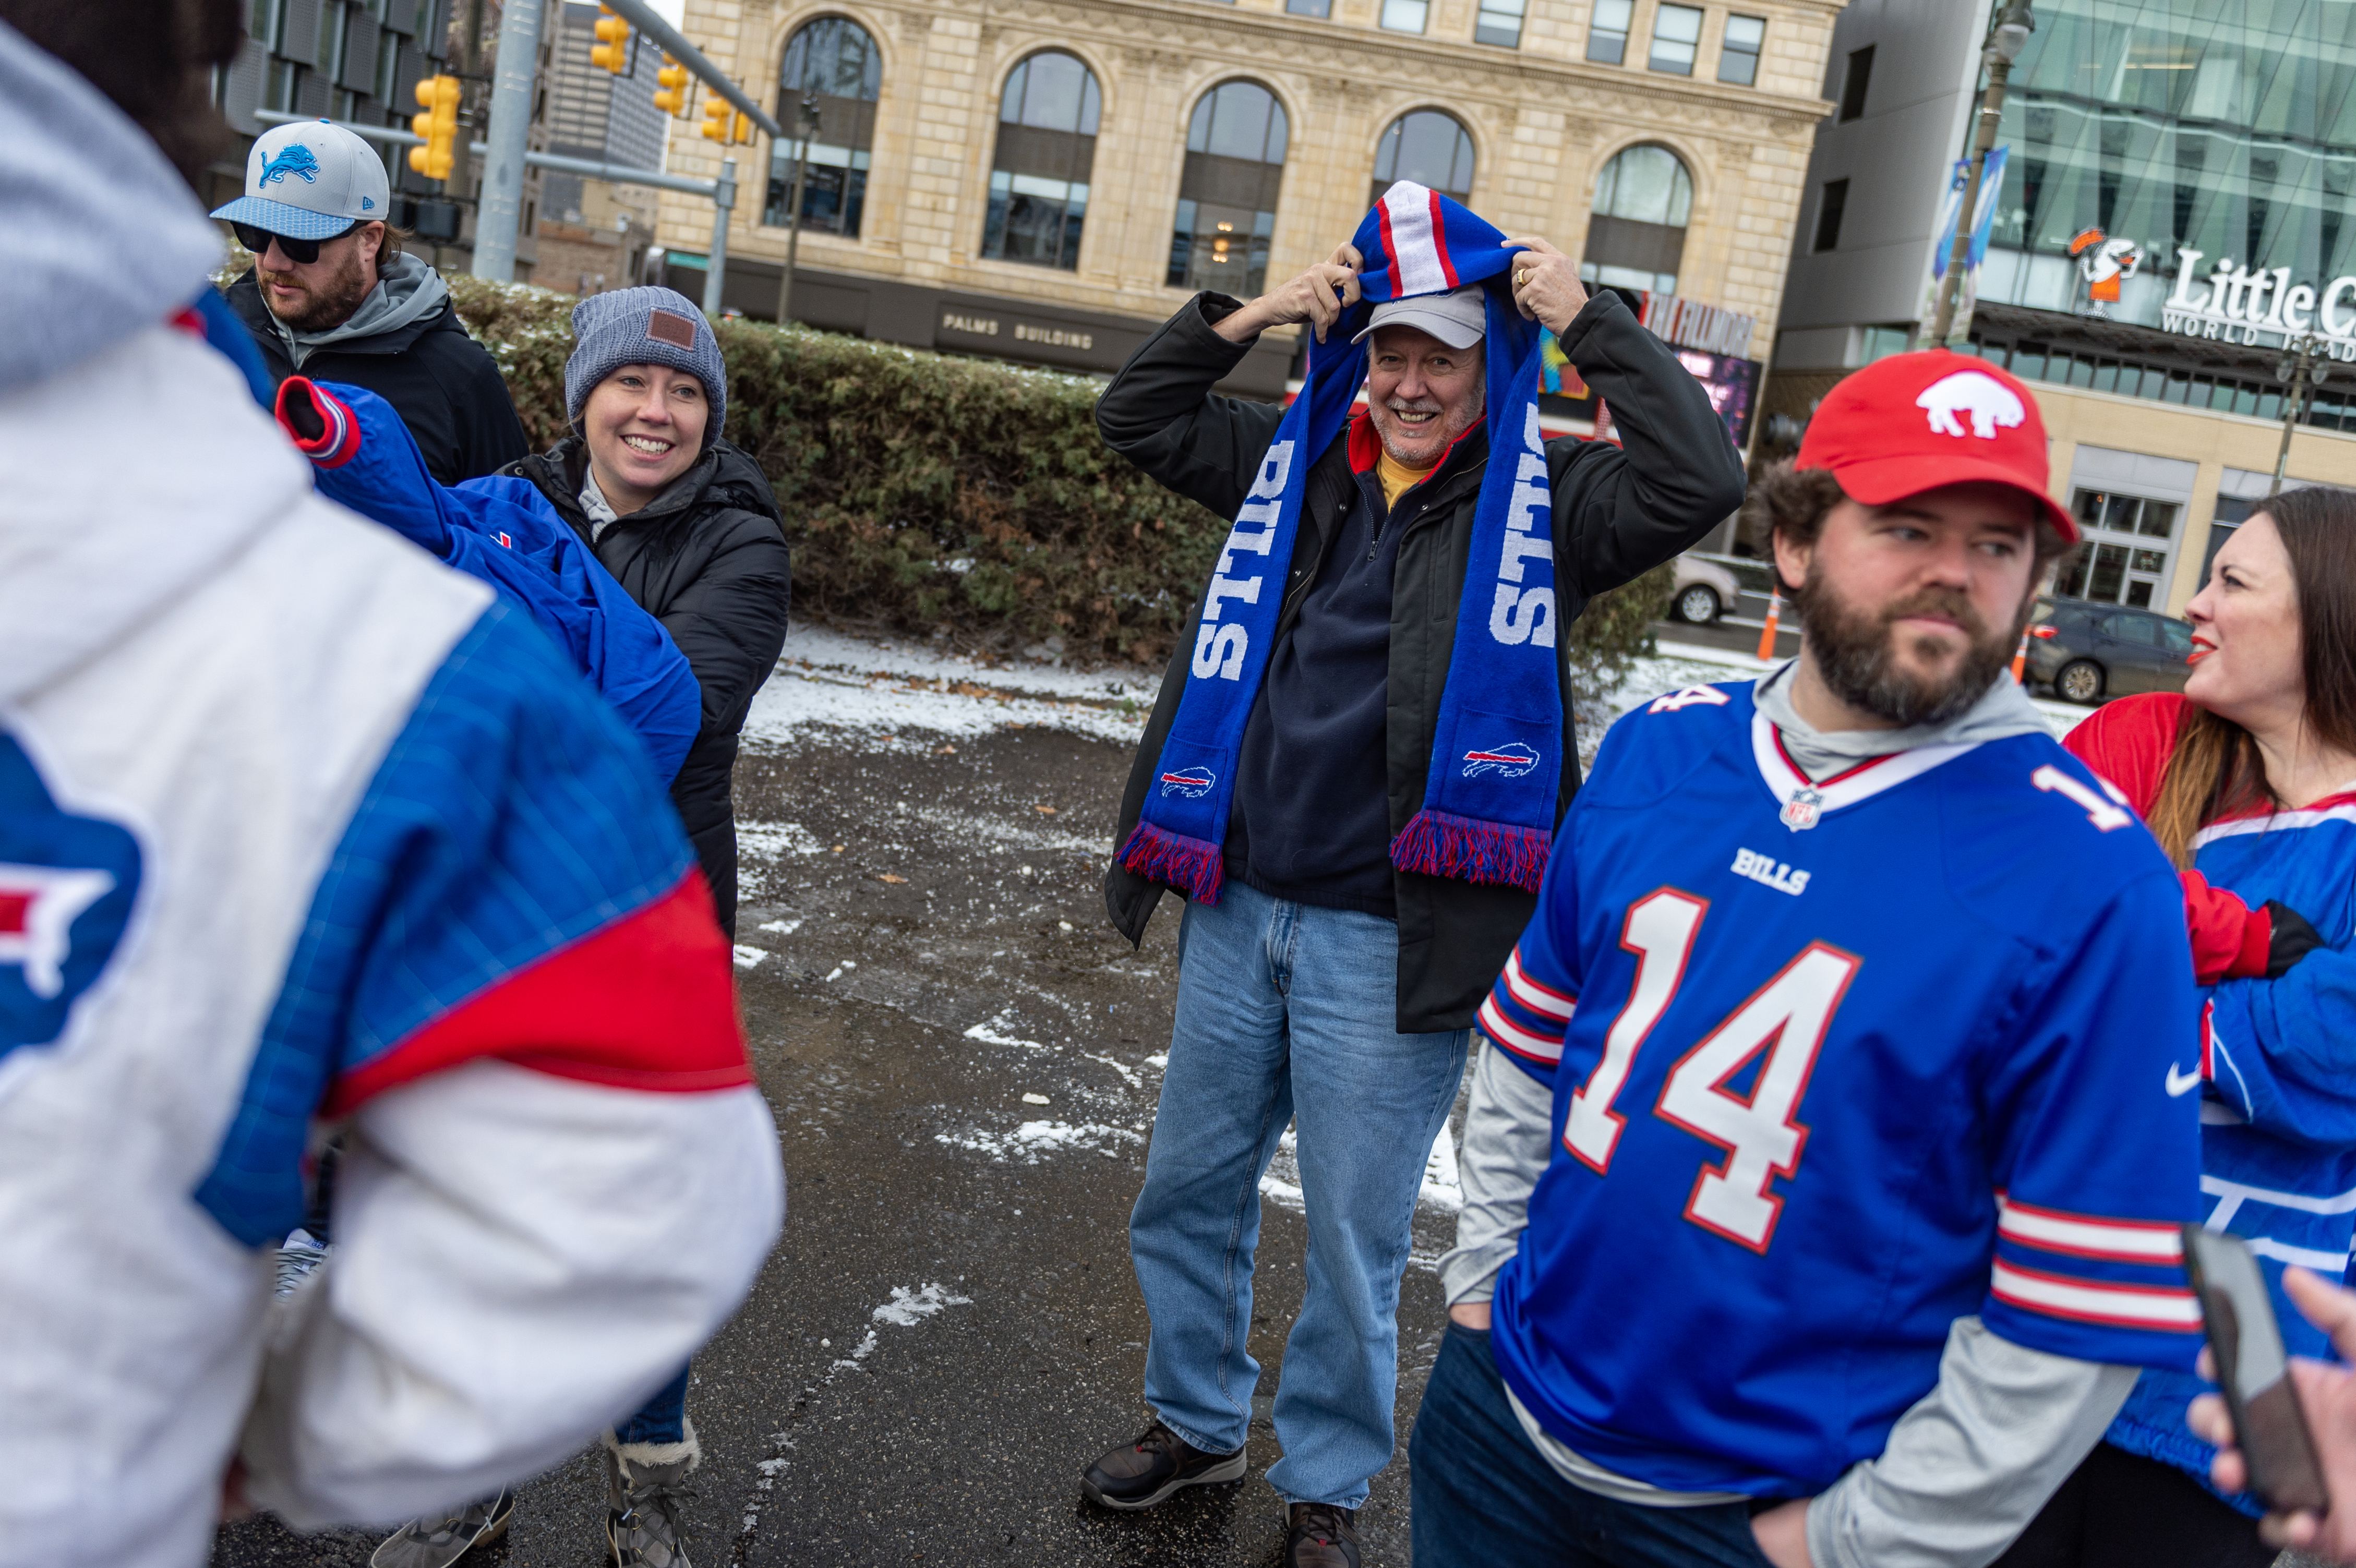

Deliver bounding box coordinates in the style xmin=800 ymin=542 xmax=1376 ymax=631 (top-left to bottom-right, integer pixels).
xmin=1756 ymin=590 xmax=1783 ymax=662
xmin=2010 ymin=628 xmax=2031 ymax=683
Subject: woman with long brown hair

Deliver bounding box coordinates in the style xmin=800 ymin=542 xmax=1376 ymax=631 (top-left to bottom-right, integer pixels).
xmin=1997 ymin=486 xmax=2356 ymax=1566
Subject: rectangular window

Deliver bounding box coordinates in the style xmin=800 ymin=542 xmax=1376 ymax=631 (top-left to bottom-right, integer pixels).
xmin=1812 ymin=178 xmax=1847 ymax=252
xmin=1838 ymin=45 xmax=1873 ymax=121
xmin=1586 ymin=0 xmax=1631 ymax=64
xmin=1380 ymin=0 xmax=1428 ymax=33
xmin=1649 ymin=4 xmax=1702 ymax=74
xmin=1475 ymin=0 xmax=1526 ymax=49
xmin=1719 ymin=14 xmax=1764 ymax=86
xmin=1285 ymin=0 xmax=1332 ymax=15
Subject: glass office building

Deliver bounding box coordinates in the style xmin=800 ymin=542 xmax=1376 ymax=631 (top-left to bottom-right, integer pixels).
xmin=1978 ymin=0 xmax=2356 ymax=368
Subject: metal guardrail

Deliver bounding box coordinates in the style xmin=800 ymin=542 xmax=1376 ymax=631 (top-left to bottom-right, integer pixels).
xmin=253 ymin=111 xmax=719 ymax=197
xmin=249 ymin=110 xmax=736 ymax=313
xmin=595 ymin=0 xmax=783 ymax=139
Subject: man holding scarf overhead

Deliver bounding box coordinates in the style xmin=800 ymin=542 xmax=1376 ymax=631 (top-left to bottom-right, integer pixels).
xmin=1084 ymin=183 xmax=1746 ymax=1565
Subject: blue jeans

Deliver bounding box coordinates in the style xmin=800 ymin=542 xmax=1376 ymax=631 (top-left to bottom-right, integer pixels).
xmin=1410 ymin=1323 xmax=1776 ymax=1568
xmin=614 ymin=1362 xmax=690 ymax=1447
xmin=1129 ymin=882 xmax=1469 ymax=1508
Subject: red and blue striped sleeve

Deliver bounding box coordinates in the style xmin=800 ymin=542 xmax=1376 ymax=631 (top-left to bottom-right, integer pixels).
xmin=195 ymin=599 xmax=747 ymax=1246
xmin=1980 ymin=875 xmax=2206 ymax=1370
xmin=1479 ymin=830 xmax=1584 ymax=1089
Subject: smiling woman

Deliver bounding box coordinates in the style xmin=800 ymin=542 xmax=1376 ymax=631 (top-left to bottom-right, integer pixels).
xmin=2027 ymin=487 xmax=2356 ymax=1568
xmin=583 ymin=364 xmax=708 ymax=514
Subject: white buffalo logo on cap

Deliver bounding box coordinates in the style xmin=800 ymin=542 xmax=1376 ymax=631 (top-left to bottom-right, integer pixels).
xmin=1916 ymin=371 xmax=2025 ymax=440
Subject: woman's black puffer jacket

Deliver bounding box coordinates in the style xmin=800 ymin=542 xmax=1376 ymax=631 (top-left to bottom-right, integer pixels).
xmin=507 ymin=435 xmax=790 ymax=938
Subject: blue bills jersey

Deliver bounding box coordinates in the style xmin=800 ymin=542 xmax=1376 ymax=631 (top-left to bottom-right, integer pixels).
xmin=1481 ymin=681 xmax=2207 ymax=1497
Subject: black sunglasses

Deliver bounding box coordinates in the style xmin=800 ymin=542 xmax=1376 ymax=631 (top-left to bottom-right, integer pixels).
xmin=233 ymin=220 xmax=359 ymax=266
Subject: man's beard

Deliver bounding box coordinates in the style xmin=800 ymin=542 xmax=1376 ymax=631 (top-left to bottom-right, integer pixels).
xmin=260 ymin=249 xmax=374 ymax=333
xmin=1792 ymin=573 xmax=2027 ymax=727
xmin=1369 ymin=389 xmax=1482 ymax=465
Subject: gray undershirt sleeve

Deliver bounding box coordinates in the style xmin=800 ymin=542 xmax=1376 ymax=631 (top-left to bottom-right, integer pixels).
xmin=1806 ymin=1319 xmax=2139 ymax=1568
xmin=1440 ymin=1040 xmax=1556 ymax=1308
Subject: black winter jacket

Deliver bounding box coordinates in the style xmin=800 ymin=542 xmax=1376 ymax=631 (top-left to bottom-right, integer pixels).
xmin=509 ymin=437 xmax=792 ymax=938
xmin=1097 ymin=290 xmax=1747 ymax=1032
xmin=225 ymin=269 xmax=530 ymax=483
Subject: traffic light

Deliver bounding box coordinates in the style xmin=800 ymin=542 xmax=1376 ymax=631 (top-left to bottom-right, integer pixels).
xmin=407 ymin=74 xmax=460 ymax=180
xmin=700 ymin=95 xmax=751 ymax=143
xmin=590 ymin=6 xmax=631 ymax=74
xmin=654 ymin=54 xmax=690 ymax=117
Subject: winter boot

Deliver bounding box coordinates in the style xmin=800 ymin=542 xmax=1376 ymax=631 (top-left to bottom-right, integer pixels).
xmin=602 ymin=1421 xmax=700 ymax=1568
xmin=367 ymin=1489 xmax=513 ymax=1568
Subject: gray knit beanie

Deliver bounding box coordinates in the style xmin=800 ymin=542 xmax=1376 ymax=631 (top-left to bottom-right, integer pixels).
xmin=564 ymin=286 xmax=727 ymax=450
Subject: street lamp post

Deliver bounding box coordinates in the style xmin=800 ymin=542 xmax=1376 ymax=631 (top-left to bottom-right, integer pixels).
xmin=1930 ymin=1 xmax=2035 ymax=346
xmin=2272 ymin=331 xmax=2334 ymax=496
xmin=776 ymin=93 xmax=818 ymax=330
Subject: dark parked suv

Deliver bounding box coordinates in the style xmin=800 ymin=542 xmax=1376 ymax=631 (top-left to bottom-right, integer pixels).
xmin=2024 ymin=596 xmax=2194 ymax=705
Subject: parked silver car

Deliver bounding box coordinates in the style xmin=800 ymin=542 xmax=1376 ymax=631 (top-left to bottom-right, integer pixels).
xmin=1670 ymin=553 xmax=1744 ymax=624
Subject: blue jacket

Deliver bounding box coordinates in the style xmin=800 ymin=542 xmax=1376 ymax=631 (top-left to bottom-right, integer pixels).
xmin=2073 ymin=695 xmax=2356 ymax=1510
xmin=300 ymin=380 xmax=701 ymax=784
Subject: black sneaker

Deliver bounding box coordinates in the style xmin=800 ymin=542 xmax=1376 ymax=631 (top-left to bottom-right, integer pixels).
xmin=1285 ymin=1503 xmax=1361 ymax=1568
xmin=1080 ymin=1420 xmax=1247 ymax=1510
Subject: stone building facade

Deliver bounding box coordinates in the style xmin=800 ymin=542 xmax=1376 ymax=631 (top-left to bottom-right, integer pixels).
xmin=651 ymin=0 xmax=1844 ymax=395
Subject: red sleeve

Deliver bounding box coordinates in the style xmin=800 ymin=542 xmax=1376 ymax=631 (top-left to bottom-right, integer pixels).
xmin=2062 ymin=697 xmax=2275 ymax=983
xmin=2179 ymin=869 xmax=2274 ymax=985
xmin=2060 ymin=693 xmax=2190 ymax=816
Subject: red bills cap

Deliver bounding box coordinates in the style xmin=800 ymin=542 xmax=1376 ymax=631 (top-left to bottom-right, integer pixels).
xmin=1795 ymin=349 xmax=2076 ymax=544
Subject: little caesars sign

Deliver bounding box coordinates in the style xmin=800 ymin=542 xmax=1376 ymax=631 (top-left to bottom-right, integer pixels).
xmin=2160 ymin=249 xmax=2356 ymax=360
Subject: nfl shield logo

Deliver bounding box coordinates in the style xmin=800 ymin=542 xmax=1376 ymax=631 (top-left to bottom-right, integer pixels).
xmin=1779 ymin=787 xmax=1824 ymax=833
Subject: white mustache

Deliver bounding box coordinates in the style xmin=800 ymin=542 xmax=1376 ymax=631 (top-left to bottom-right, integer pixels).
xmin=1384 ymin=399 xmax=1444 ymax=416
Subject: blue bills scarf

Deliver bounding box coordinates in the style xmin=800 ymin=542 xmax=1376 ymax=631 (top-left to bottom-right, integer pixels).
xmin=1120 ymin=182 xmax=1562 ymax=903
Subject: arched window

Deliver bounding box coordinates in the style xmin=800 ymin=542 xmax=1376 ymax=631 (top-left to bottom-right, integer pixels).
xmin=765 ymin=17 xmax=881 ymax=236
xmin=1582 ymin=143 xmax=1693 ymax=294
xmin=982 ymin=51 xmax=1101 ymax=271
xmin=1167 ymin=80 xmax=1288 ymax=297
xmin=1369 ymin=108 xmax=1475 ymax=209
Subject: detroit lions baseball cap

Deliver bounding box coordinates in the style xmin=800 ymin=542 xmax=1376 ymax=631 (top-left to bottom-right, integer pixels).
xmin=209 ymin=120 xmax=390 ymax=241
xmin=1796 ymin=348 xmax=2077 ymax=543
xmin=1352 ymin=284 xmax=1486 ymax=350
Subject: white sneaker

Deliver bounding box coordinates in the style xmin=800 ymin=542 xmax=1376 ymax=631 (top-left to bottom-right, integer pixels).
xmin=273 ymin=1228 xmax=328 ymax=1299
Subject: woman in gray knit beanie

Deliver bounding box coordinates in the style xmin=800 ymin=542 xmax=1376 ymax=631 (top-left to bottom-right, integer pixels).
xmin=564 ymin=284 xmax=730 ymax=513
xmin=369 ymin=282 xmax=788 ymax=1568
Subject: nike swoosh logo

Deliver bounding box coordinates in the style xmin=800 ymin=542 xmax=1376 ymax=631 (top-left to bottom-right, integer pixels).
xmin=2166 ymin=1063 xmax=2203 ymax=1097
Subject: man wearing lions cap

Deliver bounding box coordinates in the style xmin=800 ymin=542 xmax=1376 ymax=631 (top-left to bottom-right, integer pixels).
xmin=1084 ymin=183 xmax=1744 ymax=1565
xmin=213 ymin=119 xmax=527 ymax=483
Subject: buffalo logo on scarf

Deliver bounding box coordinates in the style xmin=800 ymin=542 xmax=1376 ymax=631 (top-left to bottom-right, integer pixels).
xmin=1120 ymin=182 xmax=1564 ymax=904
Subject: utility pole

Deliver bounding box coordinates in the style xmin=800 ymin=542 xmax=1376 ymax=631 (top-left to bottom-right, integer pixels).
xmin=473 ymin=0 xmax=544 ymax=282
xmin=776 ymin=93 xmax=818 ymax=329
xmin=2271 ymin=331 xmax=2333 ymax=495
xmin=702 ymin=157 xmax=737 ymax=317
xmin=1930 ymin=1 xmax=2035 ymax=346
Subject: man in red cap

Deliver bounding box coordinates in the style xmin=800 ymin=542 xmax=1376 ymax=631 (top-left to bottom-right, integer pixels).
xmin=1408 ymin=352 xmax=2209 ymax=1568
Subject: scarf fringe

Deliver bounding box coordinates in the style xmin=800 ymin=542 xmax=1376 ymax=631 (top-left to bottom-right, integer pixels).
xmin=1119 ymin=820 xmax=1225 ymax=905
xmin=1389 ymin=809 xmax=1552 ymax=893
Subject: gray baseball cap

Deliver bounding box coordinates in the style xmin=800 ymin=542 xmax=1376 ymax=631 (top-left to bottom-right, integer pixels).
xmin=1352 ymin=284 xmax=1486 ymax=349
xmin=210 ymin=120 xmax=390 ymax=240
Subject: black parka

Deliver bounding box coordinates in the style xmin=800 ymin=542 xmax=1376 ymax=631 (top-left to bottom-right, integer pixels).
xmin=509 ymin=437 xmax=791 ymax=938
xmin=224 ymin=269 xmax=529 ymax=484
xmin=1096 ymin=288 xmax=1747 ymax=1032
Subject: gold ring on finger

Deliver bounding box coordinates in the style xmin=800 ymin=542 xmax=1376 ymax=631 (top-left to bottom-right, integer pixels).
xmin=1517 ymin=269 xmax=1531 ymax=287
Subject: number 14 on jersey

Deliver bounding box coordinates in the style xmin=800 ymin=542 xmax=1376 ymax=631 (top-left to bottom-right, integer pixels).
xmin=1563 ymin=888 xmax=1861 ymax=1254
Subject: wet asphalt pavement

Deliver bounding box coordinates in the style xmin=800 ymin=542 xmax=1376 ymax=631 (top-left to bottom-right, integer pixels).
xmin=213 ymin=660 xmax=1460 ymax=1568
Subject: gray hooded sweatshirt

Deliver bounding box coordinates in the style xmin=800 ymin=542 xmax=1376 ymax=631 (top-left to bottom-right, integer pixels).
xmin=262 ymin=251 xmax=452 ymax=371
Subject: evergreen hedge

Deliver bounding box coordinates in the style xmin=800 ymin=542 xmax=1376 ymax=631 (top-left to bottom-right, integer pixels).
xmin=441 ymin=276 xmax=1671 ymax=683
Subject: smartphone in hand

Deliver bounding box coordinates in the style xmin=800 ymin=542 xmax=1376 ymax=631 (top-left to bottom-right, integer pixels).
xmin=2182 ymin=1227 xmax=2331 ymax=1515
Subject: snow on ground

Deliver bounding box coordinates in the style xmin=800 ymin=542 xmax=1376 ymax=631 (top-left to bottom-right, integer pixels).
xmin=742 ymin=624 xmax=1158 ymax=753
xmin=933 ymin=1119 xmax=1146 ymax=1164
xmin=743 ymin=623 xmax=2090 ymax=763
